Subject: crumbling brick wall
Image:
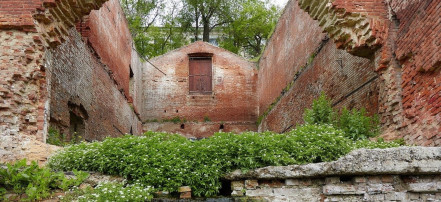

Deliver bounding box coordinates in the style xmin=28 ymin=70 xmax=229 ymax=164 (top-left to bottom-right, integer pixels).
xmin=0 ymin=0 xmax=142 ymax=142
xmin=45 ymin=0 xmax=142 ymax=140
xmin=260 ymin=39 xmax=378 ymax=132
xmin=259 ymin=0 xmax=441 ymax=146
xmin=46 ymin=28 xmax=141 ymax=141
xmin=0 ymin=30 xmax=46 ymax=139
xmin=385 ymin=0 xmax=441 ymax=145
xmin=257 ymin=0 xmax=379 ymax=133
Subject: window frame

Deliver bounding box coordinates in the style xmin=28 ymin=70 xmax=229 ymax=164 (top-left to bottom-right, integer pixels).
xmin=188 ymin=53 xmax=213 ymax=95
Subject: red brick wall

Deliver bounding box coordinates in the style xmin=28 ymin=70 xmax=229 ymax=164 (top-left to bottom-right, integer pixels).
xmin=387 ymin=0 xmax=441 ymax=145
xmin=0 ymin=0 xmax=113 ymax=141
xmin=0 ymin=30 xmax=46 ymax=139
xmin=142 ymin=41 xmax=258 ymax=129
xmin=257 ymin=0 xmax=326 ymax=117
xmin=331 ymin=0 xmax=389 ymax=46
xmin=47 ymin=28 xmax=141 ymax=141
xmin=259 ymin=40 xmax=378 ymax=132
xmin=293 ymin=0 xmax=441 ymax=145
xmin=79 ymin=0 xmax=133 ymax=100
xmin=0 ymin=0 xmax=42 ymax=30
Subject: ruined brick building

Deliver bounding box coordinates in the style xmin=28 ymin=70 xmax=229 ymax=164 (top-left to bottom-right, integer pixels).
xmin=142 ymin=41 xmax=258 ymax=138
xmin=0 ymin=0 xmax=440 ymax=162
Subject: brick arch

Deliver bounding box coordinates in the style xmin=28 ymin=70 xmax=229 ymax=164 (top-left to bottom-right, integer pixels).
xmin=297 ymin=0 xmax=389 ymax=58
xmin=33 ymin=0 xmax=110 ymax=48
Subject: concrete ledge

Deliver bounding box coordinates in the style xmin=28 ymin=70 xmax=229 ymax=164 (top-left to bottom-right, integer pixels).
xmin=225 ymin=147 xmax=441 ymax=180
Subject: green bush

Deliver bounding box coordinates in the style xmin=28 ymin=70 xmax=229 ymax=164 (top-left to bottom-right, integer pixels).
xmin=48 ymin=126 xmax=399 ymax=197
xmin=0 ymin=159 xmax=89 ymax=201
xmin=304 ymin=93 xmax=381 ymax=141
xmin=61 ymin=182 xmax=154 ymax=202
xmin=337 ymin=108 xmax=380 ymax=140
xmin=304 ymin=93 xmax=335 ymax=125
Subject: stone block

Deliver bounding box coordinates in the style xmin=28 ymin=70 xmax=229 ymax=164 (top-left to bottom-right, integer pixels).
xmin=385 ymin=192 xmax=407 ymax=201
xmin=367 ymin=194 xmax=385 ymax=201
xmin=354 ymin=177 xmax=367 ymax=183
xmin=231 ymin=181 xmax=244 ymax=191
xmin=323 ymin=184 xmax=364 ymax=195
xmin=178 ymin=186 xmax=191 ymax=193
xmin=285 ymin=179 xmax=300 ymax=186
xmin=231 ymin=190 xmax=244 ymax=197
xmin=180 ymin=191 xmax=191 ymax=199
xmin=273 ymin=188 xmax=296 ymax=196
xmin=245 ymin=180 xmax=259 ymax=190
xmin=259 ymin=180 xmax=284 ymax=188
xmin=381 ymin=175 xmax=394 ymax=183
xmin=408 ymin=182 xmax=441 ymax=193
xmin=408 ymin=193 xmax=420 ymax=200
xmin=421 ymin=194 xmax=436 ymax=202
xmin=367 ymin=183 xmax=394 ymax=194
xmin=246 ymin=189 xmax=273 ymax=197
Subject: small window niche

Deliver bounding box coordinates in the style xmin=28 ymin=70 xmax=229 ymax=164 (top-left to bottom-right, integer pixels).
xmin=68 ymin=102 xmax=88 ymax=141
xmin=69 ymin=111 xmax=85 ymax=141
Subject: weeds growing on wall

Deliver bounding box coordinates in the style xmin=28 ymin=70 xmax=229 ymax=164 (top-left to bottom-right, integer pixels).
xmin=304 ymin=93 xmax=380 ymax=140
xmin=48 ymin=126 xmax=402 ymax=197
xmin=0 ymin=159 xmax=88 ymax=201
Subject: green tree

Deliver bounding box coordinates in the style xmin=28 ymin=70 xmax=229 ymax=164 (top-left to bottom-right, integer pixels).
xmin=121 ymin=0 xmax=188 ymax=58
xmin=143 ymin=3 xmax=188 ymax=58
xmin=179 ymin=0 xmax=239 ymax=42
xmin=121 ymin=0 xmax=165 ymax=57
xmin=219 ymin=0 xmax=279 ymax=58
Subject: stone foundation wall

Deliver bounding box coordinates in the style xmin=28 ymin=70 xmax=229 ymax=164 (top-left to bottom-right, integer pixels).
xmin=225 ymin=147 xmax=441 ymax=201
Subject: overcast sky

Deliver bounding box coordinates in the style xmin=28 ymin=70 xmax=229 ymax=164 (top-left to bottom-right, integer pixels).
xmin=272 ymin=0 xmax=289 ymax=8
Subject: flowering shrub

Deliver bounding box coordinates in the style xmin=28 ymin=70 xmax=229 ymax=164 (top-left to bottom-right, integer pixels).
xmin=61 ymin=182 xmax=153 ymax=202
xmin=48 ymin=125 xmax=401 ymax=197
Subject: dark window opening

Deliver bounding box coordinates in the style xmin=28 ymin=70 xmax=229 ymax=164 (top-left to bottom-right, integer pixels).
xmin=189 ymin=54 xmax=212 ymax=94
xmin=164 ymin=110 xmax=167 ymax=113
xmin=69 ymin=111 xmax=85 ymax=141
xmin=219 ymin=124 xmax=224 ymax=130
xmin=176 ymin=110 xmax=179 ymax=113
xmin=180 ymin=124 xmax=185 ymax=129
xmin=68 ymin=102 xmax=88 ymax=142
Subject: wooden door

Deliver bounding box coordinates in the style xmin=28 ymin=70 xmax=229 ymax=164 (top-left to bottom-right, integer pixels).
xmin=189 ymin=57 xmax=212 ymax=94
